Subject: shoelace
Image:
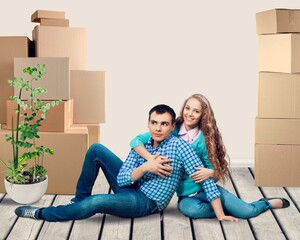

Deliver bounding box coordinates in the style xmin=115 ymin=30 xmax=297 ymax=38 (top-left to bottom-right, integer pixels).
xmin=24 ymin=209 xmax=36 ymax=218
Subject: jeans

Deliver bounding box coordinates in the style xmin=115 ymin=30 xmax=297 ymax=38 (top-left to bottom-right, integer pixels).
xmin=40 ymin=144 xmax=158 ymax=222
xmin=178 ymin=185 xmax=272 ymax=219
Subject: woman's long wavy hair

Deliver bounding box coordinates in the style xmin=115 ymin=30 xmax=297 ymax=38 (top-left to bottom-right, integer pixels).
xmin=176 ymin=94 xmax=230 ymax=182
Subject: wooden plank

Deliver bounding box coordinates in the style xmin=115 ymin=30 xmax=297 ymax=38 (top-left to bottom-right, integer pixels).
xmin=69 ymin=170 xmax=110 ymax=240
xmin=37 ymin=195 xmax=73 ymax=240
xmin=286 ymin=187 xmax=300 ymax=210
xmin=163 ymin=195 xmax=193 ymax=240
xmin=193 ymin=218 xmax=223 ymax=240
xmin=6 ymin=194 xmax=55 ymax=240
xmin=260 ymin=187 xmax=300 ymax=239
xmin=0 ymin=195 xmax=21 ymax=239
xmin=100 ymin=215 xmax=131 ymax=240
xmin=132 ymin=213 xmax=161 ymax=240
xmin=231 ymin=168 xmax=285 ymax=240
xmin=221 ymin=178 xmax=255 ymax=240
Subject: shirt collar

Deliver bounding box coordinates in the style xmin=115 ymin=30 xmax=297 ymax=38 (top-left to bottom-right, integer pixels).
xmin=146 ymin=134 xmax=174 ymax=149
xmin=178 ymin=124 xmax=200 ymax=137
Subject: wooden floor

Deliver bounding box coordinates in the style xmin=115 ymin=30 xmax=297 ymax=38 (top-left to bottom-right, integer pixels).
xmin=0 ymin=168 xmax=300 ymax=240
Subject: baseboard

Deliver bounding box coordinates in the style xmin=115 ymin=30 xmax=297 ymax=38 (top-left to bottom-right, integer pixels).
xmin=229 ymin=158 xmax=254 ymax=168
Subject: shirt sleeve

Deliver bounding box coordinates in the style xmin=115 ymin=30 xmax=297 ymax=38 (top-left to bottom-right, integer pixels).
xmin=117 ymin=150 xmax=140 ymax=187
xmin=178 ymin=140 xmax=220 ymax=202
xmin=129 ymin=132 xmax=151 ymax=148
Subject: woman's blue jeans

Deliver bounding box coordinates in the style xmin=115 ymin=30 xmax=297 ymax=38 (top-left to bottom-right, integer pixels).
xmin=40 ymin=144 xmax=158 ymax=222
xmin=178 ymin=185 xmax=272 ymax=219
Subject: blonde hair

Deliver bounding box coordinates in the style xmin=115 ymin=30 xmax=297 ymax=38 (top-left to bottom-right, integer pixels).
xmin=177 ymin=94 xmax=230 ymax=182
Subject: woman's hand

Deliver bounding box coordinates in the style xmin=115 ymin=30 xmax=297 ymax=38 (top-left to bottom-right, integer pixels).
xmin=190 ymin=167 xmax=214 ymax=183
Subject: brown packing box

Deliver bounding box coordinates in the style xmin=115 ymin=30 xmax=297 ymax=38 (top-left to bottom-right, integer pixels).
xmin=33 ymin=26 xmax=88 ymax=70
xmin=0 ymin=37 xmax=31 ymax=124
xmin=256 ymin=9 xmax=300 ymax=35
xmin=71 ymin=70 xmax=106 ymax=123
xmin=255 ymin=118 xmax=300 ymax=144
xmin=31 ymin=10 xmax=65 ymax=23
xmin=14 ymin=57 xmax=71 ymax=100
xmin=0 ymin=127 xmax=88 ymax=194
xmin=6 ymin=99 xmax=73 ymax=132
xmin=258 ymin=72 xmax=300 ymax=118
xmin=72 ymin=123 xmax=100 ymax=146
xmin=255 ymin=144 xmax=300 ymax=186
xmin=40 ymin=18 xmax=70 ymax=27
xmin=259 ymin=34 xmax=300 ymax=73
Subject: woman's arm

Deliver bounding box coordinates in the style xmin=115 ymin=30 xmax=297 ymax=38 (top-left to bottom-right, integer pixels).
xmin=130 ymin=132 xmax=173 ymax=176
xmin=211 ymin=198 xmax=238 ymax=221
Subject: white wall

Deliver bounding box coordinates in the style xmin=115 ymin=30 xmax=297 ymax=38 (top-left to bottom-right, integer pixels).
xmin=1 ymin=1 xmax=299 ymax=165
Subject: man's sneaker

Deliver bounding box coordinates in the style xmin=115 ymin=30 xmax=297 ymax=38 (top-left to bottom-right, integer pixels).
xmin=15 ymin=206 xmax=40 ymax=219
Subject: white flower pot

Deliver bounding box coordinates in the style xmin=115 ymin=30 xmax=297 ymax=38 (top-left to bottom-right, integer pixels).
xmin=4 ymin=176 xmax=48 ymax=204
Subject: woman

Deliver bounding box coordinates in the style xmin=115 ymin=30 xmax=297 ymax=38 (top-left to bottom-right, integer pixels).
xmin=130 ymin=94 xmax=290 ymax=219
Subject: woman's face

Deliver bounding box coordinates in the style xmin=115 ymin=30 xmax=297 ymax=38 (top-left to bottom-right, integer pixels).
xmin=183 ymin=97 xmax=202 ymax=130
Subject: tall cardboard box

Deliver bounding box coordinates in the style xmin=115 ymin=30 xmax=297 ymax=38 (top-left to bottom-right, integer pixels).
xmin=255 ymin=144 xmax=300 ymax=186
xmin=0 ymin=127 xmax=88 ymax=194
xmin=0 ymin=37 xmax=32 ymax=123
xmin=258 ymin=72 xmax=300 ymax=118
xmin=71 ymin=70 xmax=106 ymax=123
xmin=256 ymin=9 xmax=300 ymax=34
xmin=32 ymin=26 xmax=88 ymax=70
xmin=6 ymin=99 xmax=73 ymax=132
xmin=255 ymin=118 xmax=300 ymax=145
xmin=14 ymin=57 xmax=71 ymax=100
xmin=259 ymin=34 xmax=300 ymax=73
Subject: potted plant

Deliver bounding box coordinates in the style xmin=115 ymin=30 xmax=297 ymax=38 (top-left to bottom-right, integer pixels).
xmin=0 ymin=64 xmax=62 ymax=204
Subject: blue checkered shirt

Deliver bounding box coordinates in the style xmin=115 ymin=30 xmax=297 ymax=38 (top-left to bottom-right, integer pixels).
xmin=117 ymin=135 xmax=220 ymax=211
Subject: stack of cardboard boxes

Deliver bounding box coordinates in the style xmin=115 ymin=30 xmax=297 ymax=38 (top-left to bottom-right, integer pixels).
xmin=255 ymin=9 xmax=300 ymax=186
xmin=0 ymin=10 xmax=106 ymax=194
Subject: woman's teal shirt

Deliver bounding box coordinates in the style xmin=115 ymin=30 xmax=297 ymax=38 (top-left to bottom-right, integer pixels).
xmin=129 ymin=126 xmax=213 ymax=196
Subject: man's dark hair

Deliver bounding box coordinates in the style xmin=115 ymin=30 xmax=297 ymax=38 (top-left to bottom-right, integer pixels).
xmin=148 ymin=104 xmax=176 ymax=124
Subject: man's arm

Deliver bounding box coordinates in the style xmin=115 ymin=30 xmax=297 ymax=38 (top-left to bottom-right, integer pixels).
xmin=178 ymin=141 xmax=238 ymax=221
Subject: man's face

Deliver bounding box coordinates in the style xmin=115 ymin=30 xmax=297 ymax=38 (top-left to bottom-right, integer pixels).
xmin=148 ymin=111 xmax=175 ymax=147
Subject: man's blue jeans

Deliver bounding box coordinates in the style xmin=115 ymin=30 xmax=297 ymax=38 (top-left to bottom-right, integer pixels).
xmin=40 ymin=144 xmax=158 ymax=221
xmin=178 ymin=185 xmax=272 ymax=219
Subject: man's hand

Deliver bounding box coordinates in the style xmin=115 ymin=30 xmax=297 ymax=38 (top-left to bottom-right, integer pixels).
xmin=143 ymin=153 xmax=173 ymax=178
xmin=190 ymin=167 xmax=214 ymax=183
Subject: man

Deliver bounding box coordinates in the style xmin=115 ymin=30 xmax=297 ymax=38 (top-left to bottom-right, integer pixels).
xmin=15 ymin=104 xmax=237 ymax=221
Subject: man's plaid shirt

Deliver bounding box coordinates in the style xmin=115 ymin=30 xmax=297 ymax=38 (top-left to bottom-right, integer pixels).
xmin=117 ymin=135 xmax=220 ymax=211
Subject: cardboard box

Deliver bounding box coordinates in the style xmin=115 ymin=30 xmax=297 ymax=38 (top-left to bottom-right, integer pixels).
xmin=72 ymin=123 xmax=101 ymax=146
xmin=259 ymin=34 xmax=300 ymax=73
xmin=33 ymin=26 xmax=88 ymax=70
xmin=6 ymin=99 xmax=73 ymax=132
xmin=0 ymin=126 xmax=88 ymax=194
xmin=71 ymin=70 xmax=106 ymax=123
xmin=40 ymin=18 xmax=70 ymax=27
xmin=255 ymin=144 xmax=300 ymax=186
xmin=31 ymin=10 xmax=65 ymax=22
xmin=14 ymin=57 xmax=71 ymax=100
xmin=0 ymin=37 xmax=32 ymax=123
xmin=255 ymin=118 xmax=300 ymax=144
xmin=258 ymin=72 xmax=300 ymax=118
xmin=256 ymin=9 xmax=300 ymax=35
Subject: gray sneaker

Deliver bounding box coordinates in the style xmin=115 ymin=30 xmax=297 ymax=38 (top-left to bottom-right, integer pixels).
xmin=15 ymin=206 xmax=40 ymax=219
